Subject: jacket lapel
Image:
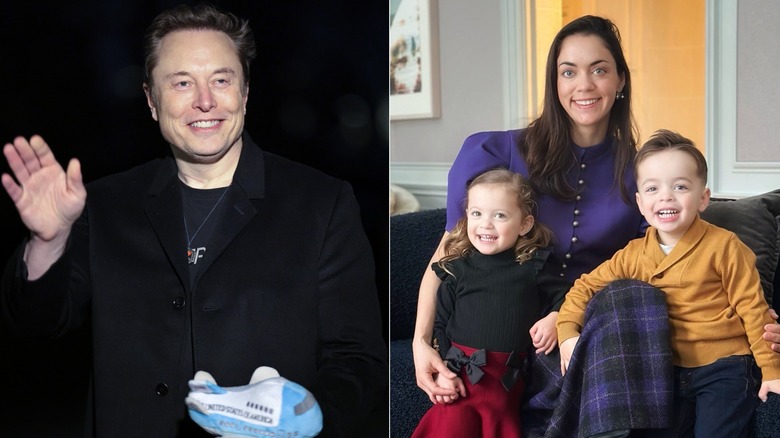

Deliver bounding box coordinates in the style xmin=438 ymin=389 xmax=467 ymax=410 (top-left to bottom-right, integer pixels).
xmin=191 ymin=189 xmax=256 ymax=284
xmin=191 ymin=131 xmax=265 ymax=285
xmin=144 ymin=160 xmax=191 ymax=290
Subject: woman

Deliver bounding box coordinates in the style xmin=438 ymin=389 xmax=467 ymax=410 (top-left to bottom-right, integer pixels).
xmin=413 ymin=14 xmax=644 ymax=404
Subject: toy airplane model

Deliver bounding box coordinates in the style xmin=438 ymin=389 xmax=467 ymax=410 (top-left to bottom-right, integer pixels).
xmin=186 ymin=366 xmax=323 ymax=437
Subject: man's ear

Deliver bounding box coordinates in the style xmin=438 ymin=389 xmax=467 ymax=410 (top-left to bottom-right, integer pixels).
xmin=242 ymin=84 xmax=249 ymax=115
xmin=143 ymin=83 xmax=158 ymax=121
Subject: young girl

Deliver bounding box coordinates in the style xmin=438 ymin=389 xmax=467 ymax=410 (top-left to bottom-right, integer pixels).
xmin=411 ymin=169 xmax=570 ymax=438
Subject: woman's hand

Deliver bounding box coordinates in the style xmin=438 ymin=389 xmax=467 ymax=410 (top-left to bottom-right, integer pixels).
xmin=530 ymin=311 xmax=559 ymax=355
xmin=559 ymin=336 xmax=579 ymax=376
xmin=764 ymin=308 xmax=780 ymax=352
xmin=412 ymin=339 xmax=464 ymax=403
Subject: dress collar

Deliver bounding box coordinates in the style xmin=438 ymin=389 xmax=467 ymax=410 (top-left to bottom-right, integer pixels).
xmin=570 ymin=135 xmax=614 ymax=162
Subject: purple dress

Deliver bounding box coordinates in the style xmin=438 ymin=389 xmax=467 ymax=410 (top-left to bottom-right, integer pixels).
xmin=446 ymin=129 xmax=646 ymax=284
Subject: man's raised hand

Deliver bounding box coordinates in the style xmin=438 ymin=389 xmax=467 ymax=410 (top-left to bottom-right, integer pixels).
xmin=2 ymin=135 xmax=86 ymax=241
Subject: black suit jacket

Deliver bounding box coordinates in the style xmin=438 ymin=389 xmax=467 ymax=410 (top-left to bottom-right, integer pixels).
xmin=1 ymin=131 xmax=387 ymax=437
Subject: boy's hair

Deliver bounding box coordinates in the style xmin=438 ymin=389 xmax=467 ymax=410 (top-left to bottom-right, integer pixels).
xmin=439 ymin=168 xmax=555 ymax=268
xmin=635 ymin=129 xmax=708 ymax=183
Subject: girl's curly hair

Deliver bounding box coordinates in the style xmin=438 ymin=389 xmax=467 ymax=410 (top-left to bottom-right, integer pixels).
xmin=438 ymin=168 xmax=555 ymax=272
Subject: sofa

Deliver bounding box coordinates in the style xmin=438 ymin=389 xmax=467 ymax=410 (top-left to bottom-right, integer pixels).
xmin=390 ymin=189 xmax=780 ymax=438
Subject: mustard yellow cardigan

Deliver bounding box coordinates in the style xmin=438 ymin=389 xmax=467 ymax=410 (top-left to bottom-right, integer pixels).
xmin=557 ymin=215 xmax=780 ymax=380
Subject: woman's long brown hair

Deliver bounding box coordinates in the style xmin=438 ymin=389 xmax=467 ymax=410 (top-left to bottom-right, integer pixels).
xmin=521 ymin=15 xmax=638 ymax=203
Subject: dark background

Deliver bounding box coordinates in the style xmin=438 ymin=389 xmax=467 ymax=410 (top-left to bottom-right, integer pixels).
xmin=0 ymin=0 xmax=388 ymax=435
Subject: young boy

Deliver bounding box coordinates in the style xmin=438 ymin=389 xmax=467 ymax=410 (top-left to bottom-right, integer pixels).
xmin=556 ymin=129 xmax=780 ymax=437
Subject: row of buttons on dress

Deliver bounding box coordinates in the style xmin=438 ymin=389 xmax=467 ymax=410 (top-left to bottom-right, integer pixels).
xmin=560 ymin=163 xmax=587 ymax=277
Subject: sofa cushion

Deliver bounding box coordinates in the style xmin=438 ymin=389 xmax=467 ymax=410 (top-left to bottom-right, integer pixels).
xmin=390 ymin=208 xmax=446 ymax=341
xmin=700 ymin=189 xmax=780 ymax=306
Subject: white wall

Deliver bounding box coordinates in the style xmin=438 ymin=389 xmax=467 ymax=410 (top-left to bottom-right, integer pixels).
xmin=390 ymin=0 xmax=511 ymax=209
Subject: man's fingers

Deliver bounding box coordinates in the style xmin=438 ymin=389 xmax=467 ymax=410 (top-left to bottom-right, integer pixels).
xmin=4 ymin=136 xmax=63 ymax=188
xmin=1 ymin=173 xmax=22 ymax=203
xmin=13 ymin=136 xmax=43 ymax=172
xmin=4 ymin=142 xmax=32 ymax=184
xmin=28 ymin=135 xmax=57 ymax=168
xmin=11 ymin=135 xmax=60 ymax=177
xmin=65 ymin=158 xmax=86 ymax=197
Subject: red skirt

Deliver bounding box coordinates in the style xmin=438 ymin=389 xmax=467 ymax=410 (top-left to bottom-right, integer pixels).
xmin=411 ymin=343 xmax=526 ymax=438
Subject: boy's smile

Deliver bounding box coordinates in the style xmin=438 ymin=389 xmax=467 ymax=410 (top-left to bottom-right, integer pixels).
xmin=635 ymin=149 xmax=710 ymax=247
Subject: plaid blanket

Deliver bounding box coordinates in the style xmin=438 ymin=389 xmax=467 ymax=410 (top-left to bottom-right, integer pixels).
xmin=523 ymin=280 xmax=673 ymax=437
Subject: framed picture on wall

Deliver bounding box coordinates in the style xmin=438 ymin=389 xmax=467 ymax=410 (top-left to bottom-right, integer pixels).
xmin=390 ymin=0 xmax=440 ymax=120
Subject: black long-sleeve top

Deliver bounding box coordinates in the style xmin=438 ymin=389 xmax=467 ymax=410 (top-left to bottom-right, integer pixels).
xmin=432 ymin=247 xmax=570 ymax=357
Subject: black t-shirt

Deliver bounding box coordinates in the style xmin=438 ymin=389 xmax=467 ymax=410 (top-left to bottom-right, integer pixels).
xmin=180 ymin=182 xmax=229 ymax=285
